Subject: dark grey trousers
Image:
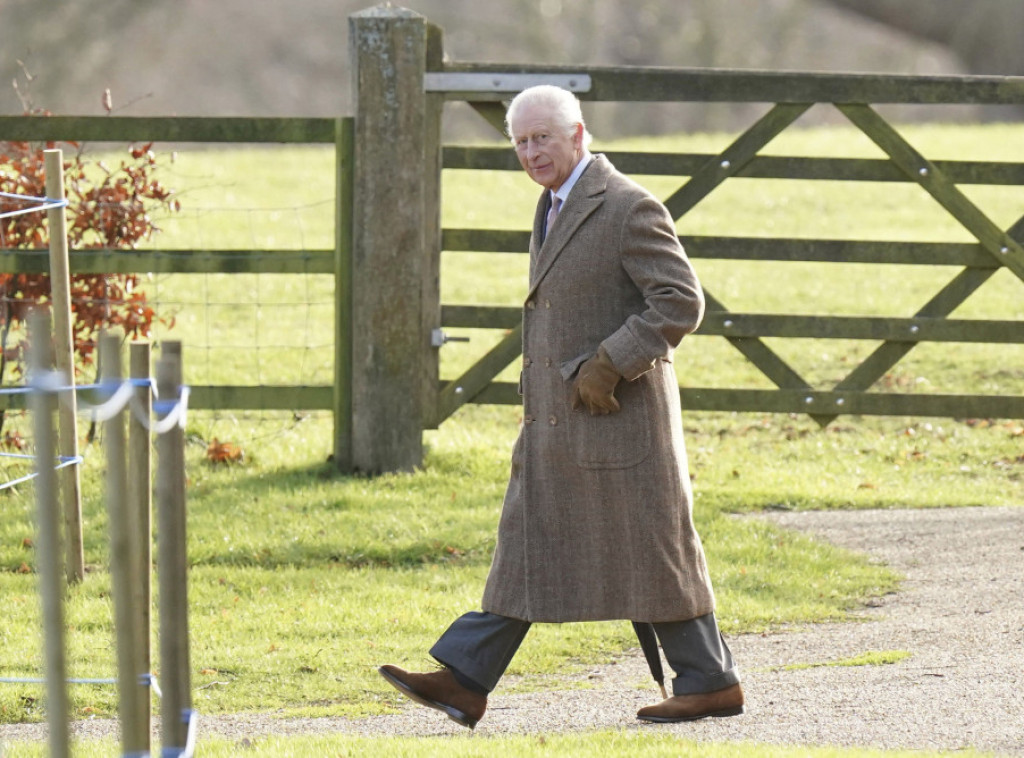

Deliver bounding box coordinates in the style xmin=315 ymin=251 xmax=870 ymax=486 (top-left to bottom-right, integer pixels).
xmin=430 ymin=611 xmax=740 ymax=696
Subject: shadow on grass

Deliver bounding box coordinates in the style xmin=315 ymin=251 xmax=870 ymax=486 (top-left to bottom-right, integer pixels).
xmin=188 ymin=535 xmax=495 ymax=571
xmin=696 ymin=489 xmax=1003 ymax=515
xmin=181 ymin=454 xmax=502 ymax=571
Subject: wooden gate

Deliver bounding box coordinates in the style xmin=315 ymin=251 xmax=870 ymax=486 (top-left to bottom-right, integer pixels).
xmin=395 ymin=25 xmax=1024 ymax=432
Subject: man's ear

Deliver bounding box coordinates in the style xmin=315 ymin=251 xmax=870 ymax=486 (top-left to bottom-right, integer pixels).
xmin=573 ymin=123 xmax=584 ymax=149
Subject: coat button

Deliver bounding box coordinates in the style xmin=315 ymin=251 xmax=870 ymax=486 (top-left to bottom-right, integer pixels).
xmin=526 ymin=300 xmax=536 ymax=310
xmin=544 ymin=357 xmax=552 ymax=367
xmin=524 ymin=415 xmax=534 ymax=425
xmin=548 ymin=415 xmax=558 ymax=426
xmin=544 ymin=299 xmax=551 ymax=308
xmin=523 ymin=356 xmax=532 ymax=367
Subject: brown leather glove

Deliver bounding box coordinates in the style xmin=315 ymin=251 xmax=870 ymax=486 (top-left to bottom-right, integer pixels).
xmin=571 ymin=346 xmax=622 ymax=415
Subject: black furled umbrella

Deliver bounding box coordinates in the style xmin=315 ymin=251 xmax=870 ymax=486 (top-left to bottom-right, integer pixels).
xmin=631 ymin=621 xmax=667 ymax=699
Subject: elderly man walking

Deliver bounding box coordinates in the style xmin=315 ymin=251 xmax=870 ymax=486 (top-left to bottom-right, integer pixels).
xmin=379 ymin=85 xmax=742 ymax=729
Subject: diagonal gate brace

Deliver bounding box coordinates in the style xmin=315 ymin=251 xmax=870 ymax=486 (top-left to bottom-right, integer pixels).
xmin=664 ymin=102 xmax=812 ymax=219
xmin=434 ymin=322 xmax=524 ymax=425
xmin=837 ymin=103 xmax=1024 ymax=283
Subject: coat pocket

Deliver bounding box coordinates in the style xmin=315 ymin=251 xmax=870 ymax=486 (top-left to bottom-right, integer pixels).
xmin=559 ymin=351 xmax=592 ymax=382
xmin=566 ymin=376 xmax=652 ymax=469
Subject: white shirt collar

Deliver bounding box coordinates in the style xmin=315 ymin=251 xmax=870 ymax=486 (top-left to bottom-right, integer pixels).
xmin=550 ymin=150 xmax=593 ymax=206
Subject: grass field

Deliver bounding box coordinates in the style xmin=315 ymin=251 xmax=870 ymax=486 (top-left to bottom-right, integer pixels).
xmin=0 ymin=731 xmax=994 ymax=758
xmin=1 ymin=121 xmax=1022 ymax=755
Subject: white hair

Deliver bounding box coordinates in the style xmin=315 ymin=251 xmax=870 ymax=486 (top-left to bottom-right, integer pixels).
xmin=505 ymin=85 xmax=593 ymax=148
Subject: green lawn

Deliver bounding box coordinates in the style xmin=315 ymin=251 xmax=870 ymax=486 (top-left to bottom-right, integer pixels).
xmin=1 ymin=121 xmax=1022 ymax=756
xmin=0 ymin=731 xmax=993 ymax=758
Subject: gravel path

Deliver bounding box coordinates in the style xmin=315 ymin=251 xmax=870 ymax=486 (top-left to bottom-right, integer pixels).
xmin=3 ymin=505 xmax=1022 ymax=754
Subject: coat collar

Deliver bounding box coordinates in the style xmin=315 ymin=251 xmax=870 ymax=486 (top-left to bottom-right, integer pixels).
xmin=528 ymin=155 xmax=611 ymax=294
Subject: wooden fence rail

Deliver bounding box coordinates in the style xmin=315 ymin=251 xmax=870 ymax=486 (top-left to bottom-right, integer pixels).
xmin=0 ymin=116 xmax=336 ymax=143
xmin=0 ymin=249 xmax=334 ymax=275
xmin=429 ymin=62 xmax=1024 ymax=104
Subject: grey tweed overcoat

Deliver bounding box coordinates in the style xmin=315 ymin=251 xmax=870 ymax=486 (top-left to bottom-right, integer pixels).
xmin=480 ymin=155 xmax=717 ymax=623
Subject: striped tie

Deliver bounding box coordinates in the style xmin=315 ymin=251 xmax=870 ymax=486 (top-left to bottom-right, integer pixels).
xmin=545 ymin=196 xmax=562 ymax=240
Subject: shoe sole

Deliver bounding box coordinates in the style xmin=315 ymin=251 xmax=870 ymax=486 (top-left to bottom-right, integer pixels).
xmin=637 ymin=705 xmax=745 ymax=723
xmin=378 ymin=666 xmax=479 ymax=729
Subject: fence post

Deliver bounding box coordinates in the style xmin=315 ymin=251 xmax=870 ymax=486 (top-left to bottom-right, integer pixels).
xmin=100 ymin=330 xmax=148 ymax=755
xmin=333 ymin=117 xmax=354 ymax=471
xmin=421 ymin=21 xmax=445 ymax=430
xmin=43 ymin=148 xmax=84 ymax=585
xmin=128 ymin=341 xmax=153 ymax=753
xmin=28 ymin=310 xmax=70 ymax=758
xmin=156 ymin=340 xmax=191 ymax=751
xmin=348 ymin=5 xmax=432 ymax=472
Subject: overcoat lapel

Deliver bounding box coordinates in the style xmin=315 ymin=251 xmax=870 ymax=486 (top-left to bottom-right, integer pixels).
xmin=527 ymin=158 xmax=608 ymax=297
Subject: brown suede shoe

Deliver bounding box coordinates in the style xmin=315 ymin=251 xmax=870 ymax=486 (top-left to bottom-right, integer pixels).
xmin=378 ymin=664 xmax=487 ymax=729
xmin=636 ymin=683 xmax=745 ymax=723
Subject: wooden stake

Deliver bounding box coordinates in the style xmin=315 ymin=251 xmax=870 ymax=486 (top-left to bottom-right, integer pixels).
xmin=28 ymin=310 xmax=70 ymax=758
xmin=156 ymin=340 xmax=191 ymax=750
xmin=43 ymin=149 xmax=84 ymax=585
xmin=100 ymin=331 xmax=147 ymax=754
xmin=128 ymin=341 xmax=153 ymax=752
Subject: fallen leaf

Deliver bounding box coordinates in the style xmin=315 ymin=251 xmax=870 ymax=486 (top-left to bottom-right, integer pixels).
xmin=206 ymin=438 xmax=244 ymax=464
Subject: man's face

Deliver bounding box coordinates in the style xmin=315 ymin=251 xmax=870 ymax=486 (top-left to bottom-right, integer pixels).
xmin=510 ymin=102 xmax=584 ymax=192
